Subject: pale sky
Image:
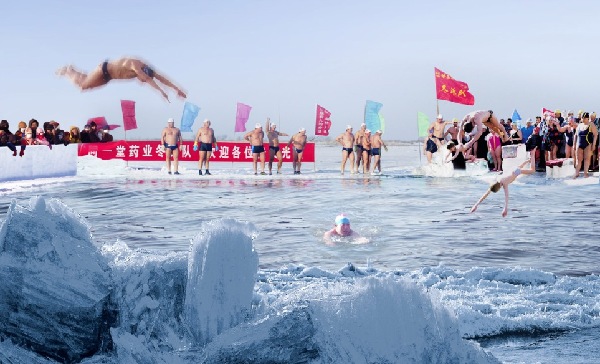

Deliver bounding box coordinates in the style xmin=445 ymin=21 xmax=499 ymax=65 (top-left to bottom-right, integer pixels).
xmin=1 ymin=1 xmax=599 ymax=140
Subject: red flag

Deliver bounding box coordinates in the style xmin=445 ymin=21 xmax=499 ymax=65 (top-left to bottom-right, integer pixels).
xmin=87 ymin=117 xmax=120 ymax=130
xmin=434 ymin=67 xmax=475 ymax=105
xmin=315 ymin=104 xmax=332 ymax=136
xmin=542 ymin=107 xmax=555 ymax=117
xmin=121 ymin=100 xmax=138 ymax=131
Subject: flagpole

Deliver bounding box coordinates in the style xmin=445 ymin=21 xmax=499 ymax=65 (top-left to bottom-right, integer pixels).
xmin=124 ymin=128 xmax=129 ymax=168
xmin=417 ymin=113 xmax=422 ymax=165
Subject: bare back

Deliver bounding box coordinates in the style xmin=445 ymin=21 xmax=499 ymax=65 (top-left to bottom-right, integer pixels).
xmin=106 ymin=58 xmax=145 ymax=80
xmin=371 ymin=134 xmax=383 ymax=148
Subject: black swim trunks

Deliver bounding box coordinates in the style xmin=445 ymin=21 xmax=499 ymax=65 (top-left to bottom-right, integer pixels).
xmin=342 ymin=147 xmax=353 ymax=153
xmin=371 ymin=148 xmax=380 ymax=156
xmin=101 ymin=61 xmax=111 ymax=82
xmin=142 ymin=65 xmax=155 ymax=78
xmin=426 ymin=139 xmax=438 ymax=153
xmin=269 ymin=145 xmax=280 ymax=152
xmin=200 ymin=142 xmax=212 ymax=152
xmin=252 ymin=145 xmax=265 ymax=154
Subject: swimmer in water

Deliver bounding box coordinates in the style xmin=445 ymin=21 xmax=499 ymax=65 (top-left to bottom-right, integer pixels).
xmin=323 ymin=214 xmax=369 ymax=245
xmin=470 ymin=159 xmax=535 ymax=217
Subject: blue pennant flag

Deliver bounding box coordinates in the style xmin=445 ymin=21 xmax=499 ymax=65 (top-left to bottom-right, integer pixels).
xmin=180 ymin=102 xmax=200 ymax=132
xmin=364 ymin=100 xmax=384 ymax=132
xmin=512 ymin=109 xmax=522 ymax=123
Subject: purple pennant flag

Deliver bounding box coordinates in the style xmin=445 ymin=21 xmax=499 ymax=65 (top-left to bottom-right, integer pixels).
xmin=235 ymin=102 xmax=252 ymax=132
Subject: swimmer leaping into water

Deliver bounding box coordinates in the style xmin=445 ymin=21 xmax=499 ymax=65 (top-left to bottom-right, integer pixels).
xmin=56 ymin=57 xmax=186 ymax=102
xmin=470 ymin=159 xmax=535 ymax=217
xmin=459 ymin=110 xmax=509 ymax=150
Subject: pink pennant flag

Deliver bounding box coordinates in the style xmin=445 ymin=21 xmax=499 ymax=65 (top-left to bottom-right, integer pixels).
xmin=315 ymin=104 xmax=332 ymax=136
xmin=121 ymin=100 xmax=138 ymax=131
xmin=235 ymin=102 xmax=252 ymax=132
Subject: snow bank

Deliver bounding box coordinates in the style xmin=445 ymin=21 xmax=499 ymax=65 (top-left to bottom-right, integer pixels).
xmin=0 ymin=144 xmax=77 ymax=182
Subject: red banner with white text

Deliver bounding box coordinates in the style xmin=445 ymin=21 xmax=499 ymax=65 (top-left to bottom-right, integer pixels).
xmin=434 ymin=67 xmax=475 ymax=105
xmin=78 ymin=141 xmax=315 ymax=162
xmin=315 ymin=104 xmax=332 ymax=136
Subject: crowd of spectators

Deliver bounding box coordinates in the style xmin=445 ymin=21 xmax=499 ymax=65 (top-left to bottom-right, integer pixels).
xmin=0 ymin=119 xmax=113 ymax=156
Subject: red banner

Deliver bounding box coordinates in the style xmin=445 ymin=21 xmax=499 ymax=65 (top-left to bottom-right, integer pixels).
xmin=78 ymin=141 xmax=315 ymax=162
xmin=315 ymin=104 xmax=332 ymax=136
xmin=434 ymin=67 xmax=475 ymax=105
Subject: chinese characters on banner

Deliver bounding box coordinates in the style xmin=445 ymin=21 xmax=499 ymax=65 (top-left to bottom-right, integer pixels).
xmin=315 ymin=104 xmax=332 ymax=136
xmin=78 ymin=141 xmax=315 ymax=163
xmin=434 ymin=67 xmax=475 ymax=105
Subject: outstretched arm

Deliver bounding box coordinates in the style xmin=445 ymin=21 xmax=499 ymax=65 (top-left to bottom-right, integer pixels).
xmin=464 ymin=126 xmax=483 ymax=150
xmin=133 ymin=65 xmax=169 ymax=102
xmin=470 ymin=189 xmax=491 ymax=213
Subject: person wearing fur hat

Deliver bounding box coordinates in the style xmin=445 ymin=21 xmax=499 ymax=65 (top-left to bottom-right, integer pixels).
xmin=0 ymin=120 xmax=19 ymax=156
xmin=68 ymin=126 xmax=81 ymax=143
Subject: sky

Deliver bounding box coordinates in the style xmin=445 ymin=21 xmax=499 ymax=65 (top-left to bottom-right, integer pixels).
xmin=2 ymin=0 xmax=600 ymax=141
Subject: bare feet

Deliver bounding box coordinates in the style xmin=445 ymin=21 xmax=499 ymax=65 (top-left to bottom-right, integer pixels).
xmin=56 ymin=65 xmax=71 ymax=76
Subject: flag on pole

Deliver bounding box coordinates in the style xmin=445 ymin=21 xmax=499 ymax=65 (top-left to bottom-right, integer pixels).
xmin=121 ymin=100 xmax=137 ymax=131
xmin=417 ymin=112 xmax=430 ymax=138
xmin=434 ymin=68 xmax=475 ymax=105
xmin=315 ymin=104 xmax=332 ymax=136
xmin=364 ymin=100 xmax=384 ymax=132
xmin=235 ymin=102 xmax=252 ymax=132
xmin=180 ymin=102 xmax=200 ymax=132
xmin=512 ymin=109 xmax=522 ymax=123
xmin=542 ymin=107 xmax=555 ymax=117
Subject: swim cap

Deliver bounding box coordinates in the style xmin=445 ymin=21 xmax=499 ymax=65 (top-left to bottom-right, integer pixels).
xmin=365 ymin=129 xmax=371 ymax=134
xmin=255 ymin=123 xmax=262 ymax=129
xmin=335 ymin=215 xmax=350 ymax=225
xmin=346 ymin=125 xmax=352 ymax=130
xmin=376 ymin=129 xmax=382 ymax=134
xmin=299 ymin=127 xmax=306 ymax=132
xmin=437 ymin=114 xmax=443 ymax=119
xmin=167 ymin=118 xmax=174 ymax=124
